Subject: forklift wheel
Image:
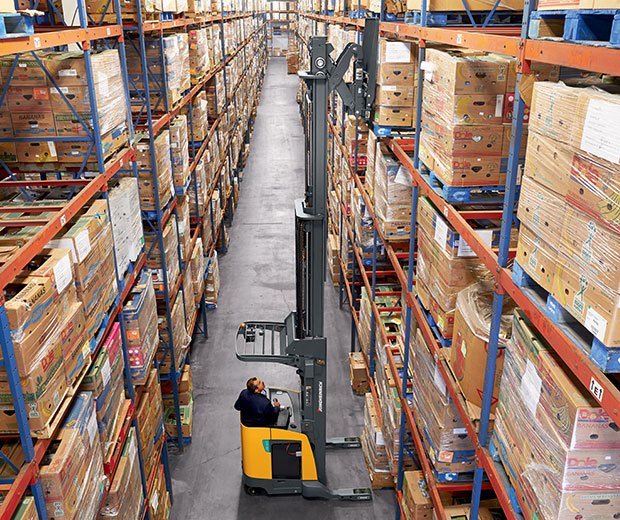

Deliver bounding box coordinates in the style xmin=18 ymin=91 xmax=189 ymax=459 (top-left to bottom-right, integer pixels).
xmin=244 ymin=485 xmax=263 ymax=496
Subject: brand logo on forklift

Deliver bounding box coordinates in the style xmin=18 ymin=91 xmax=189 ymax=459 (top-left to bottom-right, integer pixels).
xmin=317 ymin=381 xmax=323 ymax=413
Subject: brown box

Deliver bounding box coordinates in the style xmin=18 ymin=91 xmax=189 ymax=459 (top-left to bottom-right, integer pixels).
xmin=374 ymin=106 xmax=414 ymax=127
xmin=515 ymin=224 xmax=557 ymax=295
xmin=7 ymin=86 xmax=52 ymax=112
xmin=349 ymin=352 xmax=369 ymax=394
xmin=449 ymin=282 xmax=515 ymax=413
xmin=10 ymin=111 xmax=56 ymax=137
xmin=15 ymin=140 xmax=58 ymax=162
xmin=375 ymin=85 xmax=415 ymax=107
xmin=0 ymin=54 xmax=48 ymax=85
xmin=377 ymin=63 xmax=416 ymax=86
xmin=403 ymin=470 xmax=432 ymax=520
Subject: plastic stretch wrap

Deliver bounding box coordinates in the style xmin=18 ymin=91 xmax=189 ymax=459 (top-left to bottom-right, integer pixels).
xmin=190 ymin=238 xmax=205 ymax=305
xmin=374 ymin=149 xmax=412 ymax=225
xmin=411 ymin=329 xmax=475 ymax=475
xmin=145 ymin=216 xmax=180 ymax=291
xmin=495 ymin=311 xmax=620 ymax=520
xmin=170 ymin=114 xmax=190 ymax=189
xmin=191 ymin=91 xmax=210 ymax=143
xmin=189 ymin=31 xmax=209 ymax=86
xmin=517 ymin=82 xmax=620 ymax=347
xmin=177 ymin=33 xmax=191 ymax=93
xmin=133 ymin=130 xmax=174 ymax=212
xmin=205 ymin=251 xmax=220 ymax=306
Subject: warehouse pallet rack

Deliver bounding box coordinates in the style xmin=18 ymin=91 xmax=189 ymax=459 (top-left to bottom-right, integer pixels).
xmin=0 ymin=2 xmax=158 ymax=517
xmin=298 ymin=6 xmax=620 ymax=520
xmin=115 ymin=2 xmax=267 ymax=448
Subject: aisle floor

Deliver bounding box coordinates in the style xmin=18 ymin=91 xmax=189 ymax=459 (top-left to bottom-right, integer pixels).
xmin=170 ymin=57 xmax=394 ymax=520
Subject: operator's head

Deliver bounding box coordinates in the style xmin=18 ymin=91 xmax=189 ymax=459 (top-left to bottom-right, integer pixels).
xmin=247 ymin=377 xmax=265 ymax=394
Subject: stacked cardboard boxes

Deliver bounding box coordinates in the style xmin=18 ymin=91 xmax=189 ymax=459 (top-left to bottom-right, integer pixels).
xmin=415 ymin=196 xmax=492 ymax=344
xmin=412 ymin=328 xmax=476 ymax=481
xmin=109 ymin=178 xmax=145 ymax=278
xmin=49 ymin=200 xmax=119 ymax=343
xmin=81 ymin=323 xmax=127 ymax=459
xmin=191 ymin=91 xmax=210 ymax=142
xmin=145 ymin=216 xmax=180 ymax=293
xmin=344 ymin=116 xmax=369 ymax=170
xmin=136 ymin=369 xmax=165 ymax=483
xmin=515 ymin=82 xmax=620 ymax=355
xmin=420 ymin=49 xmax=558 ymax=189
xmin=449 ymin=281 xmax=516 ymax=418
xmin=0 ymin=50 xmax=128 ymax=165
xmin=123 ymin=271 xmax=159 ymax=386
xmin=99 ymin=427 xmax=143 ymax=519
xmin=191 ymin=157 xmax=208 ymax=218
xmin=494 ymin=310 xmax=620 ymax=519
xmin=40 ymin=393 xmax=105 ymax=519
xmin=349 ymin=352 xmax=370 ymax=394
xmin=170 ymin=114 xmax=191 ymax=190
xmin=157 ymin=291 xmax=190 ymax=377
xmin=0 ymin=248 xmax=88 ymax=435
xmin=190 ymin=238 xmax=206 ymax=305
xmin=163 ymin=365 xmax=193 ymax=440
xmin=402 ymin=471 xmax=433 ymax=520
xmin=177 ymin=194 xmax=192 ymax=264
xmin=133 ymin=130 xmax=175 ymax=213
xmin=374 ymin=39 xmax=417 ymax=128
xmin=189 ymin=27 xmax=210 ymax=85
xmin=374 ymin=146 xmax=412 ymax=241
xmin=361 ymin=393 xmax=394 ymax=489
xmin=205 ymin=250 xmax=220 ymax=306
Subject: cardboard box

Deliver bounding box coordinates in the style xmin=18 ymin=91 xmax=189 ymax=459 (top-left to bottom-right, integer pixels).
xmin=379 ymin=39 xmax=416 ymax=64
xmin=450 ymin=282 xmax=515 ymax=412
xmin=522 ymin=131 xmax=572 ymax=195
xmin=349 ymin=352 xmax=369 ymax=394
xmin=10 ymin=111 xmax=56 ymax=137
xmin=374 ymin=106 xmax=414 ymax=127
xmin=375 ymin=85 xmax=415 ymax=107
xmin=423 ymin=48 xmax=509 ymax=95
xmin=15 ymin=140 xmax=58 ymax=162
xmin=515 ymin=224 xmax=558 ymax=295
xmin=55 ymin=125 xmax=127 ymax=163
xmin=403 ymin=471 xmax=432 ymax=520
xmin=7 ymin=86 xmax=52 ymax=112
xmin=377 ymin=63 xmax=416 ymax=86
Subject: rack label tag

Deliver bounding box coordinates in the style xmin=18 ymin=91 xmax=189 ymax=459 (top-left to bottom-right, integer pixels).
xmin=590 ymin=377 xmax=604 ymax=402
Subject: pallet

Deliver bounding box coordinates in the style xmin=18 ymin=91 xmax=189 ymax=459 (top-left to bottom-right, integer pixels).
xmin=420 ymin=165 xmax=512 ymax=204
xmin=489 ymin=432 xmax=524 ymax=515
xmin=372 ymin=123 xmax=415 ymax=138
xmin=348 ymin=8 xmax=368 ymax=18
xmin=529 ymin=9 xmax=620 ymax=47
xmin=512 ymin=261 xmax=620 ymax=373
xmin=0 ymin=13 xmax=35 ymax=39
xmin=416 ymin=296 xmax=452 ymax=348
xmin=404 ymin=9 xmax=522 ymax=26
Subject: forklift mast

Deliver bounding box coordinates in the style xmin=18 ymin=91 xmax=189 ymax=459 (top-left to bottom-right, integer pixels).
xmin=297 ymin=19 xmax=379 ymax=340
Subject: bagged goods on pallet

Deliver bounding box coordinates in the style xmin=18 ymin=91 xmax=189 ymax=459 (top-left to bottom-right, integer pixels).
xmin=108 ymin=177 xmax=145 ymax=279
xmin=449 ymin=280 xmax=516 ymax=416
xmin=132 ymin=130 xmax=175 ymax=212
xmin=40 ymin=393 xmax=105 ymax=520
xmin=412 ymin=329 xmax=476 ymax=481
xmin=494 ymin=309 xmax=620 ymax=520
xmin=402 ymin=470 xmax=433 ymax=520
xmin=374 ymin=39 xmax=417 ymax=128
xmin=99 ymin=427 xmax=143 ymax=520
xmin=123 ymin=271 xmax=159 ymax=386
xmin=515 ymin=81 xmax=620 ymax=352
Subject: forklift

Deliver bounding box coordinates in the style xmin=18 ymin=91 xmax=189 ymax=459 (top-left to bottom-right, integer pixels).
xmin=234 ymin=19 xmax=379 ymax=500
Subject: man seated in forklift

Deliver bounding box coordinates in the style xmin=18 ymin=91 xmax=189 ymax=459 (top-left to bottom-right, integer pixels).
xmin=234 ymin=377 xmax=281 ymax=427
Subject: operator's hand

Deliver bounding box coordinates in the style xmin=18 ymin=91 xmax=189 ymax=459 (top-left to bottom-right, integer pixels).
xmin=273 ymin=399 xmax=280 ymax=408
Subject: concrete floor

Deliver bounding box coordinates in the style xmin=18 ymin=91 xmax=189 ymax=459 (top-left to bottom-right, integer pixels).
xmin=169 ymin=57 xmax=395 ymax=520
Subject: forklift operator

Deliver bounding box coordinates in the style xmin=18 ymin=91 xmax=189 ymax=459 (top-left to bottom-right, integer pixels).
xmin=234 ymin=377 xmax=281 ymax=427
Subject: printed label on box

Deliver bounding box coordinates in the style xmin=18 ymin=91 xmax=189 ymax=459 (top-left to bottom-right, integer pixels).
xmin=457 ymin=229 xmax=494 ymax=258
xmin=433 ymin=217 xmax=449 ymax=248
xmin=519 ymin=359 xmax=542 ymax=417
xmin=581 ymin=98 xmax=620 ymax=165
xmin=59 ymin=69 xmax=78 ymax=77
xmin=53 ymin=254 xmax=73 ymax=294
xmin=585 ymin=307 xmax=608 ymax=343
xmin=385 ymin=42 xmax=412 ymax=64
xmin=495 ymin=95 xmax=504 ymax=118
xmin=75 ymin=229 xmax=92 ymax=263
